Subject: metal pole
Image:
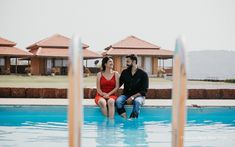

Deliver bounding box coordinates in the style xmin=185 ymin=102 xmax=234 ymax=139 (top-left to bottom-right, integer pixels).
xmin=163 ymin=59 xmax=165 ymax=69
xmin=68 ymin=35 xmax=83 ymax=147
xmin=15 ymin=57 xmax=17 ymax=74
xmin=172 ymin=37 xmax=187 ymax=147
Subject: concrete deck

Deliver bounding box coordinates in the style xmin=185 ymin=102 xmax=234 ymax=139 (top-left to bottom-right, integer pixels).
xmin=1 ymin=98 xmax=235 ymax=106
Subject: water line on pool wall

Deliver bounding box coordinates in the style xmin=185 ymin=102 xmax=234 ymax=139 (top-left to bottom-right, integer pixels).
xmin=68 ymin=35 xmax=84 ymax=147
xmin=172 ymin=36 xmax=188 ymax=147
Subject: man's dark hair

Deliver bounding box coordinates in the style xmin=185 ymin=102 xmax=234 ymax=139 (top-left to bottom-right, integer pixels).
xmin=126 ymin=54 xmax=138 ymax=64
xmin=101 ymin=56 xmax=112 ymax=71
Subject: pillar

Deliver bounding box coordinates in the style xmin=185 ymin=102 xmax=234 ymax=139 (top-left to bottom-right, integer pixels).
xmin=152 ymin=56 xmax=158 ymax=75
xmin=113 ymin=56 xmax=121 ymax=73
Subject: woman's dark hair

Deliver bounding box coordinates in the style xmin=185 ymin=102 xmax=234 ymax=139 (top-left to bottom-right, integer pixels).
xmin=126 ymin=54 xmax=138 ymax=64
xmin=101 ymin=56 xmax=112 ymax=71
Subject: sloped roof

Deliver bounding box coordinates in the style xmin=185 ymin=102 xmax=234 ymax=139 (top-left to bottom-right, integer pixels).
xmin=0 ymin=37 xmax=16 ymax=46
xmin=0 ymin=37 xmax=32 ymax=57
xmin=27 ymin=34 xmax=89 ymax=49
xmin=105 ymin=35 xmax=160 ymax=50
xmin=83 ymin=49 xmax=103 ymax=59
xmin=27 ymin=34 xmax=101 ymax=59
xmin=0 ymin=46 xmax=32 ymax=57
xmin=29 ymin=47 xmax=102 ymax=59
xmin=103 ymin=48 xmax=173 ymax=58
xmin=104 ymin=35 xmax=173 ymax=58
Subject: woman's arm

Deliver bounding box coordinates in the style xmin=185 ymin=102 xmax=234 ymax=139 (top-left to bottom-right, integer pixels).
xmin=107 ymin=71 xmax=120 ymax=96
xmin=96 ymin=72 xmax=104 ymax=96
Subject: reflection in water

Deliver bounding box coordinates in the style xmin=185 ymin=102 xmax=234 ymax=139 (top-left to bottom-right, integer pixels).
xmin=92 ymin=118 xmax=148 ymax=147
xmin=1 ymin=121 xmax=235 ymax=147
xmin=95 ymin=118 xmax=120 ymax=147
xmin=0 ymin=122 xmax=68 ymax=147
xmin=121 ymin=119 xmax=148 ymax=146
xmin=0 ymin=106 xmax=235 ymax=146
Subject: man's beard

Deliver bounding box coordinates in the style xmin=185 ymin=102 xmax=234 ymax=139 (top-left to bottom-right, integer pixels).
xmin=126 ymin=64 xmax=133 ymax=70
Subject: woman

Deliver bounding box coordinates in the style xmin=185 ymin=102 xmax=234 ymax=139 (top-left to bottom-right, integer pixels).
xmin=95 ymin=57 xmax=119 ymax=119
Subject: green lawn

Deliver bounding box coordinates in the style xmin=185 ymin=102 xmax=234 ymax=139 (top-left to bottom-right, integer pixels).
xmin=0 ymin=75 xmax=234 ymax=88
xmin=0 ymin=75 xmax=69 ymax=88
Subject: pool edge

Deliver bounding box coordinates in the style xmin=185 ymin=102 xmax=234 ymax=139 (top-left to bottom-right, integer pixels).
xmin=1 ymin=98 xmax=235 ymax=106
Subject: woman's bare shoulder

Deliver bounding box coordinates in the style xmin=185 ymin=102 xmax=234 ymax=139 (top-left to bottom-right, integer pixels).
xmin=97 ymin=72 xmax=102 ymax=77
xmin=113 ymin=71 xmax=120 ymax=76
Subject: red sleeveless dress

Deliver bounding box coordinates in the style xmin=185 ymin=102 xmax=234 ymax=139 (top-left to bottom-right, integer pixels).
xmin=95 ymin=73 xmax=118 ymax=105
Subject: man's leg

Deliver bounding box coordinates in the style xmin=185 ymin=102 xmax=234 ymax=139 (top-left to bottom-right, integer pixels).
xmin=130 ymin=96 xmax=145 ymax=118
xmin=116 ymin=95 xmax=128 ymax=118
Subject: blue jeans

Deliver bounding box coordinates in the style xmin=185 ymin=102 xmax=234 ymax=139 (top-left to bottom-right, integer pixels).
xmin=116 ymin=95 xmax=145 ymax=118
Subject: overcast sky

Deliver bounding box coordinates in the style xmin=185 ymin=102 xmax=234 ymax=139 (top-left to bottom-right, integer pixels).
xmin=0 ymin=0 xmax=235 ymax=52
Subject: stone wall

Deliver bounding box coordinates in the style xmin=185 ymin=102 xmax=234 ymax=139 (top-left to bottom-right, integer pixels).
xmin=0 ymin=88 xmax=235 ymax=99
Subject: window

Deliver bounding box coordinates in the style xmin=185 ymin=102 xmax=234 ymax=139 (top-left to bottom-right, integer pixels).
xmin=121 ymin=56 xmax=126 ymax=67
xmin=45 ymin=58 xmax=52 ymax=74
xmin=62 ymin=59 xmax=68 ymax=67
xmin=137 ymin=56 xmax=142 ymax=67
xmin=0 ymin=58 xmax=5 ymax=66
xmin=46 ymin=59 xmax=52 ymax=68
xmin=55 ymin=59 xmax=63 ymax=67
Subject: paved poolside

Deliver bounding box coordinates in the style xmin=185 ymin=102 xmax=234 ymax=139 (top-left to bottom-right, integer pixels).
xmin=1 ymin=98 xmax=235 ymax=106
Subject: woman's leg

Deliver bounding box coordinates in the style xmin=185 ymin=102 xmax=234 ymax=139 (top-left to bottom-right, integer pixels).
xmin=107 ymin=98 xmax=115 ymax=119
xmin=98 ymin=98 xmax=108 ymax=116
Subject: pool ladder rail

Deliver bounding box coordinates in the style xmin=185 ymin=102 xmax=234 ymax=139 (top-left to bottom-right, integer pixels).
xmin=68 ymin=35 xmax=83 ymax=147
xmin=172 ymin=36 xmax=188 ymax=147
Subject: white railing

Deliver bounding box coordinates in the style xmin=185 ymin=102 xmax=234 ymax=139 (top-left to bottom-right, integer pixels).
xmin=172 ymin=37 xmax=187 ymax=147
xmin=68 ymin=35 xmax=83 ymax=147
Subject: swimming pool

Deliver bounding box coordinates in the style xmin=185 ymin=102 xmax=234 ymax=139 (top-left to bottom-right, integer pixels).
xmin=0 ymin=106 xmax=235 ymax=147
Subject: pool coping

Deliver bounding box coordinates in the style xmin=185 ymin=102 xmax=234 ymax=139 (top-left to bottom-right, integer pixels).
xmin=1 ymin=98 xmax=235 ymax=106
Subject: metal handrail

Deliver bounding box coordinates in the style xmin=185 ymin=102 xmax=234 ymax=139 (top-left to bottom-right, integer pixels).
xmin=68 ymin=35 xmax=83 ymax=147
xmin=172 ymin=37 xmax=187 ymax=147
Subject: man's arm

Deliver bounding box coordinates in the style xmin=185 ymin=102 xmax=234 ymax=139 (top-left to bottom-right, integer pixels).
xmin=119 ymin=71 xmax=124 ymax=88
xmin=138 ymin=72 xmax=149 ymax=96
xmin=126 ymin=72 xmax=149 ymax=104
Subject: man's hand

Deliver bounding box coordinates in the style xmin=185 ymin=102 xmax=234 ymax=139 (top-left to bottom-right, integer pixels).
xmin=126 ymin=97 xmax=133 ymax=105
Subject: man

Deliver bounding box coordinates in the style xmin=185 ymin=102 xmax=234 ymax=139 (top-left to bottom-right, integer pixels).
xmin=116 ymin=54 xmax=149 ymax=119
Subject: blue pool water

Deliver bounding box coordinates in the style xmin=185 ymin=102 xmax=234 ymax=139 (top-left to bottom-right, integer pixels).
xmin=0 ymin=106 xmax=235 ymax=147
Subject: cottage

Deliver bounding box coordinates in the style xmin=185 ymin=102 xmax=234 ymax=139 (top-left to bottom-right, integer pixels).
xmin=27 ymin=34 xmax=102 ymax=75
xmin=0 ymin=37 xmax=32 ymax=74
xmin=103 ymin=35 xmax=173 ymax=75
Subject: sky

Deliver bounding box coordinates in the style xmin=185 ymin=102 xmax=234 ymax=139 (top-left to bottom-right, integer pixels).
xmin=0 ymin=0 xmax=235 ymax=52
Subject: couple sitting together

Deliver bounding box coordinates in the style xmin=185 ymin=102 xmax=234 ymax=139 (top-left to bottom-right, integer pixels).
xmin=95 ymin=54 xmax=149 ymax=119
